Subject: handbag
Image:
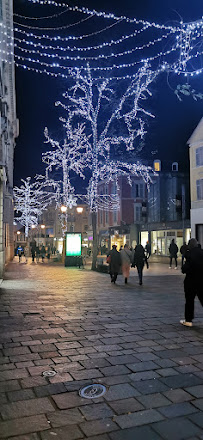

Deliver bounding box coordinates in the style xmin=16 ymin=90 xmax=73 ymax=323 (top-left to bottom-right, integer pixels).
xmin=106 ymin=255 xmax=111 ymax=264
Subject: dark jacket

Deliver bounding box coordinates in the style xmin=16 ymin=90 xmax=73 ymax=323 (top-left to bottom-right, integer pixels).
xmin=182 ymin=247 xmax=203 ymax=289
xmin=109 ymin=248 xmax=121 ymax=273
xmin=134 ymin=244 xmax=145 ymax=267
xmin=169 ymin=241 xmax=178 ymax=257
xmin=180 ymin=244 xmax=188 ymax=257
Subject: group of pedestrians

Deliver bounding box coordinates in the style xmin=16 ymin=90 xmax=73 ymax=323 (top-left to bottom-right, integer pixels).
xmin=16 ymin=244 xmax=49 ymax=263
xmin=107 ymin=242 xmax=149 ymax=286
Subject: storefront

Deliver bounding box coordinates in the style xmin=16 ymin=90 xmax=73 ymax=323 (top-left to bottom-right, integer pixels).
xmin=140 ymin=227 xmax=191 ymax=256
xmin=109 ymin=226 xmax=130 ymax=250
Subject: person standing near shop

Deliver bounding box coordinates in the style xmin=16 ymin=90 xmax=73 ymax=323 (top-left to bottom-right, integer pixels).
xmin=120 ymin=244 xmax=132 ymax=284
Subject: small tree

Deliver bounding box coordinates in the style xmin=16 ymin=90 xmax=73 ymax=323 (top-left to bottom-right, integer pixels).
xmin=38 ymin=118 xmax=90 ymax=234
xmin=56 ymin=63 xmax=157 ymax=269
xmin=13 ymin=177 xmax=50 ymax=238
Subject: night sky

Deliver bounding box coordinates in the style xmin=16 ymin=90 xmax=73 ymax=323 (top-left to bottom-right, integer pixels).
xmin=13 ymin=0 xmax=203 ymax=187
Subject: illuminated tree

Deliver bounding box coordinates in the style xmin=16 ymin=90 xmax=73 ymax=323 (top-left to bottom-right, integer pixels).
xmin=56 ymin=63 xmax=156 ymax=269
xmin=13 ymin=177 xmax=50 ymax=238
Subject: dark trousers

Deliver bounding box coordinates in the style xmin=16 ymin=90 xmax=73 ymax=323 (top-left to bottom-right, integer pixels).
xmin=136 ymin=265 xmax=144 ymax=284
xmin=170 ymin=256 xmax=177 ymax=267
xmin=110 ymin=272 xmax=118 ymax=283
xmin=184 ymin=278 xmax=203 ymax=322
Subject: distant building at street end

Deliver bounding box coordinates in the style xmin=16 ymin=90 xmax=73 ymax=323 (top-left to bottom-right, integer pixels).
xmin=188 ymin=117 xmax=203 ymax=247
xmin=0 ymin=0 xmax=19 ymax=276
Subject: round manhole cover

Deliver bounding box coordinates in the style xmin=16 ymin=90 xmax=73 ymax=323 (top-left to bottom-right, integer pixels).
xmin=42 ymin=370 xmax=56 ymax=377
xmin=79 ymin=384 xmax=106 ymax=399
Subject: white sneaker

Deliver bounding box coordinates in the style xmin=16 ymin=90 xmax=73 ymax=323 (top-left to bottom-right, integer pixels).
xmin=175 ymin=267 xmax=178 ymax=270
xmin=169 ymin=266 xmax=172 ymax=269
xmin=180 ymin=320 xmax=193 ymax=327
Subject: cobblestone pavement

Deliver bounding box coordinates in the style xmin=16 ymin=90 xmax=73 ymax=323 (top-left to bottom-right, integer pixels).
xmin=0 ymin=258 xmax=203 ymax=440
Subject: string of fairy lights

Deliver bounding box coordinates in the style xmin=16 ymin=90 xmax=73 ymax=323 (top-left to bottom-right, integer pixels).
xmin=0 ymin=0 xmax=202 ymax=81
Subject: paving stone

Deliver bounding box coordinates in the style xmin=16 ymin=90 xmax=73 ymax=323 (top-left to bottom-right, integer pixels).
xmin=0 ymin=397 xmax=56 ymax=420
xmin=79 ymin=418 xmax=118 ymax=436
xmin=40 ymin=425 xmax=83 ymax=440
xmin=7 ymin=389 xmax=35 ymax=402
xmin=188 ymin=413 xmax=203 ymax=429
xmin=160 ymin=374 xmax=202 ymax=389
xmin=0 ymin=393 xmax=7 ymax=404
xmin=80 ymin=359 xmax=110 ymax=369
xmin=107 ymin=355 xmax=138 ymax=365
xmin=100 ymin=365 xmax=131 ymax=376
xmin=80 ymin=403 xmax=114 ymax=420
xmin=0 ymin=369 xmax=29 ymax=382
xmin=192 ymin=398 xmax=203 ymax=411
xmin=20 ymin=377 xmax=48 ymax=389
xmin=114 ymin=408 xmax=164 ymax=428
xmin=126 ymin=361 xmax=159 ymax=372
xmin=6 ymin=434 xmax=40 ymax=440
xmin=132 ymin=353 xmax=159 ymax=362
xmin=153 ymin=417 xmax=202 ymax=440
xmin=158 ymin=402 xmax=198 ymax=418
xmin=71 ymin=368 xmax=103 ymax=380
xmin=174 ymin=365 xmax=200 ymax=374
xmin=109 ymin=425 xmax=162 ymax=440
xmin=0 ymin=380 xmax=21 ymax=392
xmin=47 ymin=408 xmax=84 ymax=427
xmin=130 ymin=370 xmax=160 ymax=382
xmin=132 ymin=378 xmax=169 ymax=395
xmin=52 ymin=391 xmax=93 ymax=409
xmin=0 ymin=415 xmax=50 ymax=438
xmin=136 ymin=392 xmax=171 ymax=409
xmin=102 ymin=375 xmax=130 ymax=386
xmin=185 ymin=385 xmax=203 ymax=398
xmin=34 ymin=383 xmax=67 ymax=397
xmin=109 ymin=397 xmax=144 ymax=414
xmin=164 ymin=389 xmax=194 ymax=403
xmin=104 ymin=383 xmax=140 ymax=401
xmin=154 ymin=359 xmax=177 ymax=368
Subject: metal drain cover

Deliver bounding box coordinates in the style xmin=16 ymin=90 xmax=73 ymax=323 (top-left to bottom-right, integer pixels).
xmin=79 ymin=384 xmax=106 ymax=399
xmin=42 ymin=370 xmax=56 ymax=377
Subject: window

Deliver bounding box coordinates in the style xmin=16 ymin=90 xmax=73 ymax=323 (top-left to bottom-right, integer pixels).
xmin=132 ymin=182 xmax=144 ymax=198
xmin=154 ymin=160 xmax=161 ymax=172
xmin=100 ymin=210 xmax=103 ymax=223
xmin=196 ymin=147 xmax=203 ymax=167
xmin=113 ymin=210 xmax=117 ymax=223
xmin=197 ymin=179 xmax=203 ymax=200
xmin=134 ymin=205 xmax=142 ymax=222
xmin=105 ymin=211 xmax=109 ymax=224
xmin=172 ymin=162 xmax=178 ymax=171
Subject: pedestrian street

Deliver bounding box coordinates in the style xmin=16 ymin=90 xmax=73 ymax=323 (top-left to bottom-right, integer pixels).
xmin=0 ymin=259 xmax=203 ymax=440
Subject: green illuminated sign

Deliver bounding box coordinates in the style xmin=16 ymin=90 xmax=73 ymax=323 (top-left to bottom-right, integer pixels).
xmin=66 ymin=233 xmax=82 ymax=256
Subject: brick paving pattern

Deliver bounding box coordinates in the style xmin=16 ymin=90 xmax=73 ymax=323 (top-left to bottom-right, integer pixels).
xmin=0 ymin=259 xmax=203 ymax=439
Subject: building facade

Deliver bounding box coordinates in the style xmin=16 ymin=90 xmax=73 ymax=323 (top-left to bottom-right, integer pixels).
xmin=188 ymin=117 xmax=203 ymax=247
xmin=0 ymin=0 xmax=18 ymax=276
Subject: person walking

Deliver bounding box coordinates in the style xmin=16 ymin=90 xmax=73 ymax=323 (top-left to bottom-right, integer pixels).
xmin=145 ymin=241 xmax=151 ymax=269
xmin=107 ymin=245 xmax=121 ymax=284
xmin=134 ymin=243 xmax=145 ymax=285
xmin=24 ymin=244 xmax=29 ymax=263
xmin=31 ymin=245 xmax=36 ymax=263
xmin=169 ymin=239 xmax=178 ymax=269
xmin=41 ymin=245 xmax=46 ymax=262
xmin=180 ymin=241 xmax=188 ymax=267
xmin=180 ymin=238 xmax=203 ymax=327
xmin=36 ymin=245 xmax=40 ymax=263
xmin=120 ymin=244 xmax=132 ymax=284
xmin=17 ymin=245 xmax=23 ymax=263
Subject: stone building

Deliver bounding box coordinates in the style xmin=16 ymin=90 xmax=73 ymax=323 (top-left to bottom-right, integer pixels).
xmin=0 ymin=0 xmax=18 ymax=276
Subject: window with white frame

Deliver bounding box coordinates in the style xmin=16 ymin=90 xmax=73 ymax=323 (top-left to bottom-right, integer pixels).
xmin=196 ymin=147 xmax=203 ymax=167
xmin=197 ymin=179 xmax=203 ymax=200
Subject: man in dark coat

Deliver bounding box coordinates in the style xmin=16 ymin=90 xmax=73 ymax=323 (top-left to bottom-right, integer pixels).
xmin=180 ymin=238 xmax=203 ymax=327
xmin=108 ymin=245 xmax=121 ymax=284
xmin=169 ymin=239 xmax=178 ymax=269
xmin=133 ymin=244 xmax=145 ymax=285
xmin=180 ymin=242 xmax=188 ymax=267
